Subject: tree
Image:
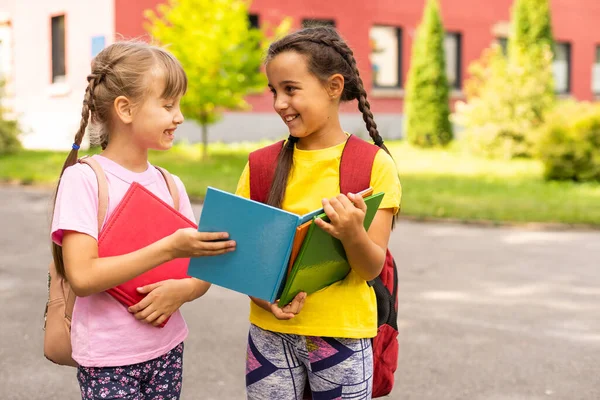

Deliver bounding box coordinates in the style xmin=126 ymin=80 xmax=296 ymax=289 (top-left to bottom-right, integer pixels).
xmin=403 ymin=0 xmax=452 ymax=147
xmin=508 ymin=0 xmax=554 ymax=58
xmin=0 ymin=79 xmax=21 ymax=155
xmin=145 ymin=0 xmax=289 ymax=158
xmin=508 ymin=0 xmax=554 ymax=98
xmin=452 ymin=0 xmax=555 ymax=158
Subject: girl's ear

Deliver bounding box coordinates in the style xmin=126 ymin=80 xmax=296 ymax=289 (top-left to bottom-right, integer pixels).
xmin=114 ymin=96 xmax=134 ymax=124
xmin=327 ymin=73 xmax=345 ymax=100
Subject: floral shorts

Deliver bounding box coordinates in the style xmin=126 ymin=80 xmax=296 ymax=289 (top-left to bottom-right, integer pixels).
xmin=77 ymin=342 xmax=184 ymax=400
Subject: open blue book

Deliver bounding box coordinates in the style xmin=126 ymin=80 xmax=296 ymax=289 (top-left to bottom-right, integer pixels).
xmin=187 ymin=186 xmax=383 ymax=303
xmin=187 ymin=187 xmax=324 ymax=302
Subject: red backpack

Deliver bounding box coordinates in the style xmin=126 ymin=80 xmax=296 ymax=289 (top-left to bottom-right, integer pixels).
xmin=248 ymin=134 xmax=399 ymax=398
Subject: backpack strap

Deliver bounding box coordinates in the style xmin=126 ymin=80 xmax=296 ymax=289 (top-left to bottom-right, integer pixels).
xmin=78 ymin=156 xmax=109 ymax=232
xmin=248 ymin=136 xmax=380 ymax=202
xmin=339 ymin=135 xmax=380 ymax=195
xmin=155 ymin=166 xmax=180 ymax=211
xmin=248 ymin=140 xmax=285 ymax=202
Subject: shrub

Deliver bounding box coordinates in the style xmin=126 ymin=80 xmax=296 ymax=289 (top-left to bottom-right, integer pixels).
xmin=535 ymin=101 xmax=600 ymax=182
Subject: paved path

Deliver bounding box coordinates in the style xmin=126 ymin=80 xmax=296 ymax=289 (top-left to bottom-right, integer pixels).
xmin=1 ymin=185 xmax=599 ymax=399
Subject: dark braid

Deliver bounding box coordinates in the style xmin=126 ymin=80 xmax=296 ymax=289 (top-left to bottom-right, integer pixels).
xmin=265 ymin=26 xmax=396 ymax=209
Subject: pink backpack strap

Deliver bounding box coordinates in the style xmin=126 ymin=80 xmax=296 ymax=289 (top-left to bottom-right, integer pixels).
xmin=155 ymin=166 xmax=180 ymax=211
xmin=78 ymin=156 xmax=109 ymax=232
xmin=339 ymin=135 xmax=380 ymax=195
xmin=248 ymin=140 xmax=285 ymax=202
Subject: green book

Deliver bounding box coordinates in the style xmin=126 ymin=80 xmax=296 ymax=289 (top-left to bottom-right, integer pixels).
xmin=277 ymin=192 xmax=385 ymax=306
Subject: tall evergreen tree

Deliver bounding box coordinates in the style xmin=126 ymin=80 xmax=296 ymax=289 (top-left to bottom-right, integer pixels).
xmin=404 ymin=0 xmax=453 ymax=147
xmin=508 ymin=0 xmax=555 ymax=98
xmin=508 ymin=0 xmax=554 ymax=56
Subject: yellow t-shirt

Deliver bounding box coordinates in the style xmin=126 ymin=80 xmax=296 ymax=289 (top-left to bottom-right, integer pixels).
xmin=235 ymin=138 xmax=402 ymax=338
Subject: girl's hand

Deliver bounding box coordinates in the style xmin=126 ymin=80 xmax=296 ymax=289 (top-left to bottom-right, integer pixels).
xmin=270 ymin=292 xmax=307 ymax=320
xmin=169 ymin=228 xmax=236 ymax=258
xmin=128 ymin=279 xmax=193 ymax=327
xmin=314 ymin=193 xmax=367 ymax=243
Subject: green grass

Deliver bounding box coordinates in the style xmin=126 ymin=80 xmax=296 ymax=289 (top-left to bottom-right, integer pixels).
xmin=1 ymin=140 xmax=599 ymax=226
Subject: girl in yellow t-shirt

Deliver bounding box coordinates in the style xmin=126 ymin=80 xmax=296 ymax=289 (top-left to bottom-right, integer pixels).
xmin=237 ymin=26 xmax=401 ymax=400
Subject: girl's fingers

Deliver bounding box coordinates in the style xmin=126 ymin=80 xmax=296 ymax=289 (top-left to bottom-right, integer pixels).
xmin=338 ymin=194 xmax=356 ymax=209
xmin=153 ymin=314 xmax=168 ymax=327
xmin=196 ymin=231 xmax=230 ymax=241
xmin=144 ymin=311 xmax=160 ymax=325
xmin=134 ymin=304 xmax=155 ymax=320
xmin=197 ymin=246 xmax=236 ymax=257
xmin=329 ymin=196 xmax=347 ymax=214
xmin=199 ymin=240 xmax=236 ymax=251
xmin=322 ymin=199 xmax=340 ymax=225
xmin=347 ymin=193 xmax=367 ymax=212
xmin=314 ymin=218 xmax=334 ymax=235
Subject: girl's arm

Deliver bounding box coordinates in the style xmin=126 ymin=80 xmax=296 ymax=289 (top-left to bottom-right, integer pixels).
xmin=62 ymin=228 xmax=235 ymax=297
xmin=315 ymin=193 xmax=393 ymax=281
xmin=340 ymin=208 xmax=393 ymax=281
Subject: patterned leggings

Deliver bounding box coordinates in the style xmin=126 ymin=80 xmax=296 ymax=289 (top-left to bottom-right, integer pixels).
xmin=77 ymin=342 xmax=184 ymax=400
xmin=246 ymin=324 xmax=373 ymax=400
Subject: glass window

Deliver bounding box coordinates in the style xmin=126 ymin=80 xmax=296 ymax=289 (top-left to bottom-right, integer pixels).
xmin=51 ymin=15 xmax=66 ymax=83
xmin=553 ymin=42 xmax=571 ymax=94
xmin=370 ymin=26 xmax=402 ymax=88
xmin=444 ymin=32 xmax=462 ymax=89
xmin=593 ymin=46 xmax=600 ymax=95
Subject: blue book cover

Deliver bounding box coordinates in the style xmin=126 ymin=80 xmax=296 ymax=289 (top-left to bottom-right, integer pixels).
xmin=188 ymin=187 xmax=312 ymax=302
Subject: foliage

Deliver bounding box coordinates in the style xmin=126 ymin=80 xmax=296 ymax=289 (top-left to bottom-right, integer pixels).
xmin=453 ymin=44 xmax=554 ymax=158
xmin=0 ymin=79 xmax=21 ymax=155
xmin=145 ymin=0 xmax=290 ymax=157
xmin=534 ymin=101 xmax=600 ymax=182
xmin=452 ymin=0 xmax=555 ymax=158
xmin=403 ymin=0 xmax=453 ymax=147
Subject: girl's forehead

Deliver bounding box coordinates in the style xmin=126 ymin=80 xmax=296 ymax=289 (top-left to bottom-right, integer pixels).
xmin=147 ymin=77 xmax=167 ymax=98
xmin=267 ymin=52 xmax=310 ymax=81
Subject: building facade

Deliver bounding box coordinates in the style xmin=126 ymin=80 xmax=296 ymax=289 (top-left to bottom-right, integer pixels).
xmin=1 ymin=0 xmax=599 ymax=148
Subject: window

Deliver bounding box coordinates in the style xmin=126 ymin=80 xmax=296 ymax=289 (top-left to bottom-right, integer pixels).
xmin=444 ymin=32 xmax=462 ymax=90
xmin=497 ymin=37 xmax=508 ymax=55
xmin=51 ymin=15 xmax=66 ymax=83
xmin=553 ymin=41 xmax=571 ymax=94
xmin=369 ymin=26 xmax=402 ymax=89
xmin=302 ymin=19 xmax=335 ymax=28
xmin=248 ymin=14 xmax=259 ymax=29
xmin=593 ymin=46 xmax=600 ymax=95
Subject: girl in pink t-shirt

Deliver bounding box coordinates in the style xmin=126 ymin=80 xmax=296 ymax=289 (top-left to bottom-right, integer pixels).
xmin=50 ymin=41 xmax=236 ymax=399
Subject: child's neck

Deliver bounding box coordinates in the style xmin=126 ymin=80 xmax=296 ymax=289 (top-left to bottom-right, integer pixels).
xmin=296 ymin=126 xmax=347 ymax=151
xmin=101 ymin=136 xmax=149 ymax=173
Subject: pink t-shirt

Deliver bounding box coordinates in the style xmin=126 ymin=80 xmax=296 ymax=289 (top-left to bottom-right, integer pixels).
xmin=51 ymin=155 xmax=194 ymax=367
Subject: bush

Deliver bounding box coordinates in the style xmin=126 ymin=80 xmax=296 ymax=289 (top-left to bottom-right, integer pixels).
xmin=452 ymin=44 xmax=554 ymax=159
xmin=452 ymin=0 xmax=555 ymax=159
xmin=0 ymin=117 xmax=21 ymax=154
xmin=535 ymin=101 xmax=600 ymax=182
xmin=0 ymin=79 xmax=21 ymax=155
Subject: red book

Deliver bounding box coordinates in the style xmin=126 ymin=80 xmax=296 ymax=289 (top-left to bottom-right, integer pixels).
xmin=98 ymin=182 xmax=197 ymax=327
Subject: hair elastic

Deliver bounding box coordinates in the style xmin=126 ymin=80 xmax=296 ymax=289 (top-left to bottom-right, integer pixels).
xmin=72 ymin=143 xmax=80 ymax=150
